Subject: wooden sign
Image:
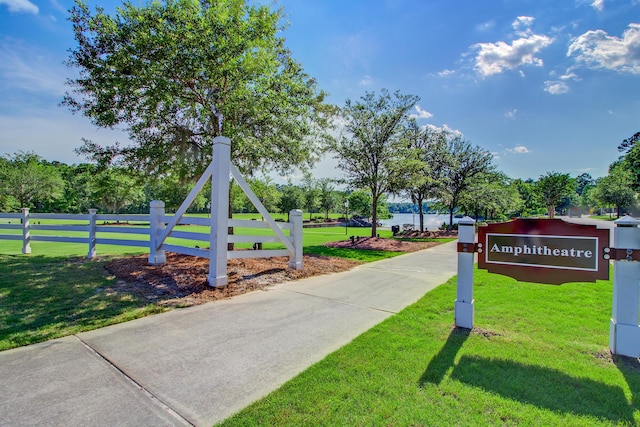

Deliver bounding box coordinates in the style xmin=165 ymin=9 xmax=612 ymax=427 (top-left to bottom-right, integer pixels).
xmin=477 ymin=219 xmax=610 ymax=284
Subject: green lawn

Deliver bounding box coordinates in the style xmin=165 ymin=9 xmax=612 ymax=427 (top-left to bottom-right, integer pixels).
xmin=0 ymin=254 xmax=165 ymax=350
xmin=219 ymin=268 xmax=639 ymax=426
xmin=0 ymin=222 xmax=425 ymax=350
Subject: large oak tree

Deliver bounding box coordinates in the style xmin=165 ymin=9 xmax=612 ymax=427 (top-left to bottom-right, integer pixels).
xmin=63 ymin=0 xmax=332 ymax=179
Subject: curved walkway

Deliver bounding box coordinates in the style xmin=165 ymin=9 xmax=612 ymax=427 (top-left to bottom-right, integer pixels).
xmin=0 ymin=241 xmax=458 ymax=426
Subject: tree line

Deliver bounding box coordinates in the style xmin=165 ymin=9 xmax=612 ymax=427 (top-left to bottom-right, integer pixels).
xmin=1 ymin=0 xmax=636 ymax=235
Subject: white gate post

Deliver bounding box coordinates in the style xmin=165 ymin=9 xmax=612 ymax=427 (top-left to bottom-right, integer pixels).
xmin=148 ymin=200 xmax=166 ymax=265
xmin=88 ymin=208 xmax=97 ymax=259
xmin=208 ymin=136 xmax=231 ymax=288
xmin=21 ymin=208 xmax=31 ymax=254
xmin=610 ymin=215 xmax=640 ymax=357
xmin=289 ymin=209 xmax=303 ymax=270
xmin=455 ymin=217 xmax=476 ymax=329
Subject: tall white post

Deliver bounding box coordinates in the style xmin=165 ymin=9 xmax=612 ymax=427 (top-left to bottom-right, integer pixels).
xmin=87 ymin=208 xmax=97 ymax=259
xmin=289 ymin=209 xmax=303 ymax=270
xmin=148 ymin=200 xmax=166 ymax=265
xmin=209 ymin=136 xmax=231 ymax=288
xmin=610 ymin=215 xmax=640 ymax=357
xmin=21 ymin=208 xmax=31 ymax=254
xmin=455 ymin=217 xmax=476 ymax=329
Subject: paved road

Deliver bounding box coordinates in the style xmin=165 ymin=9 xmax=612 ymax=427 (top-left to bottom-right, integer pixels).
xmin=0 ymin=241 xmax=459 ymax=426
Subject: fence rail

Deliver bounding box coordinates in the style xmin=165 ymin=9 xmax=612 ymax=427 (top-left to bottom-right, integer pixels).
xmin=0 ymin=207 xmax=302 ymax=267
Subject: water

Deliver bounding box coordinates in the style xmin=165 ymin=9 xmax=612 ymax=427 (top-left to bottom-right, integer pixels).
xmin=379 ymin=213 xmax=461 ymax=230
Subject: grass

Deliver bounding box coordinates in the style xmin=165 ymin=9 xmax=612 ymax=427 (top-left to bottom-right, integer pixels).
xmin=219 ymin=267 xmax=640 ymax=426
xmin=0 ymin=254 xmax=165 ymax=350
xmin=0 ymin=221 xmax=436 ymax=350
xmin=590 ymin=215 xmax=618 ymax=221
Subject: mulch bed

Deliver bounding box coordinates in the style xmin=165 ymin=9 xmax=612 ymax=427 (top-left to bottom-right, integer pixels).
xmin=103 ymin=235 xmax=454 ymax=307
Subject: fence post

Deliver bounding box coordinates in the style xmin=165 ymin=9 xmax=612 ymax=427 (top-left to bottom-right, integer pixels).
xmin=455 ymin=216 xmax=475 ymax=329
xmin=208 ymin=136 xmax=231 ymax=288
xmin=87 ymin=209 xmax=97 ymax=259
xmin=21 ymin=208 xmax=31 ymax=254
xmin=610 ymin=215 xmax=640 ymax=357
xmin=289 ymin=209 xmax=303 ymax=270
xmin=148 ymin=200 xmax=166 ymax=265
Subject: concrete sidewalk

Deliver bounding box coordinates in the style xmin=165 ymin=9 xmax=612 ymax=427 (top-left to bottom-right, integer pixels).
xmin=0 ymin=241 xmax=458 ymax=426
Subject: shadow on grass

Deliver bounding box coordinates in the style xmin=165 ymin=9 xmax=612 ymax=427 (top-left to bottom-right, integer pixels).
xmin=449 ymin=356 xmax=635 ymax=424
xmin=615 ymin=355 xmax=640 ymax=416
xmin=0 ymin=254 xmax=159 ymax=350
xmin=420 ymin=327 xmax=470 ymax=385
xmin=420 ymin=328 xmax=635 ymax=423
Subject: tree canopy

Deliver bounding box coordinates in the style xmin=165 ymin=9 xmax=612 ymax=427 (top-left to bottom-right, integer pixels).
xmin=63 ymin=0 xmax=332 ymax=179
xmin=440 ymin=136 xmax=494 ymax=227
xmin=536 ymin=171 xmax=576 ymax=218
xmin=595 ymin=163 xmax=636 ymax=218
xmin=330 ymin=89 xmax=418 ymax=236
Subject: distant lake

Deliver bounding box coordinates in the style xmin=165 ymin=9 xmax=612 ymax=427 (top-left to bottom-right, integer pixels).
xmin=379 ymin=213 xmax=461 ymax=230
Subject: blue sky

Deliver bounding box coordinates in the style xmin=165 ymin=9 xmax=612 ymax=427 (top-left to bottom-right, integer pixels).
xmin=1 ymin=0 xmax=640 ymax=182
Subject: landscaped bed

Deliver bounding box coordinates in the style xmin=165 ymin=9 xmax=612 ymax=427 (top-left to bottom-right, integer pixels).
xmin=103 ymin=235 xmax=453 ymax=307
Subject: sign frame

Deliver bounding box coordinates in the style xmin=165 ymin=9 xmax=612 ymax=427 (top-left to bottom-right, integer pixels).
xmin=477 ymin=218 xmax=610 ymax=284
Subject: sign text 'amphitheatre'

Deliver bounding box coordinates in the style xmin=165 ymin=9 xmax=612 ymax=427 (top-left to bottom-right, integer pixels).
xmin=477 ymin=219 xmax=610 ymax=284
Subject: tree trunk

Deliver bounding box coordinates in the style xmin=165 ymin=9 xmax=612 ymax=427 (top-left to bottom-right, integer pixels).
xmin=448 ymin=205 xmax=454 ymax=230
xmin=547 ymin=205 xmax=555 ymax=219
xmin=371 ymin=195 xmax=378 ymax=238
xmin=417 ymin=196 xmax=425 ymax=232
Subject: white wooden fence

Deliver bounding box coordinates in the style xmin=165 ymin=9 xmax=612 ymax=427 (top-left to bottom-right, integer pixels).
xmin=0 ymin=207 xmax=303 ymax=281
xmin=0 ymin=136 xmax=304 ymax=288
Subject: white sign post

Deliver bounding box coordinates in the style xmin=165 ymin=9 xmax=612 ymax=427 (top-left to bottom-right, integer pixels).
xmin=610 ymin=215 xmax=640 ymax=357
xmin=455 ymin=217 xmax=476 ymax=329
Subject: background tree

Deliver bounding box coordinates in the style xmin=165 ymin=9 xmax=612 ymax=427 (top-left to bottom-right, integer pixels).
xmin=278 ymin=183 xmax=303 ymax=221
xmin=145 ymin=174 xmax=208 ymax=213
xmin=346 ymin=190 xmax=371 ymax=219
xmin=513 ymin=178 xmax=544 ymax=217
xmin=302 ymin=173 xmax=319 ymax=220
xmin=317 ymin=178 xmax=337 ymax=221
xmin=0 ymin=152 xmax=64 ymax=210
xmin=247 ymin=177 xmax=281 ymax=216
xmin=91 ymin=167 xmax=144 ymax=213
xmin=535 ymin=171 xmax=576 ymax=218
xmin=595 ymin=163 xmax=636 ymax=218
xmin=330 ymin=89 xmax=418 ymax=237
xmin=458 ymin=171 xmax=522 ymax=220
xmin=402 ymin=123 xmax=450 ymax=232
xmin=439 ymin=136 xmax=493 ymax=228
xmin=64 ymin=0 xmax=331 ymax=180
xmin=617 ymin=131 xmax=640 ymax=191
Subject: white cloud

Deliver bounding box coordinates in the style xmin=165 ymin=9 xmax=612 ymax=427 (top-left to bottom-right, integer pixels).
xmin=437 ymin=69 xmax=456 ymax=77
xmin=512 ymin=16 xmax=535 ymax=36
xmin=560 ymin=70 xmax=580 ymax=80
xmin=591 ymin=0 xmax=604 ymax=12
xmin=507 ymin=145 xmax=530 ymax=154
xmin=410 ymin=105 xmax=433 ymax=120
xmin=0 ymin=41 xmax=68 ymax=97
xmin=358 ymin=74 xmax=374 ymax=86
xmin=505 ymin=109 xmax=518 ymax=119
xmin=0 ymin=0 xmax=38 ymax=14
xmin=544 ymin=80 xmax=570 ymax=94
xmin=422 ymin=123 xmax=463 ymax=138
xmin=568 ymin=23 xmax=640 ymax=74
xmin=473 ymin=33 xmax=554 ymax=77
xmin=0 ymin=111 xmax=127 ymax=164
xmin=471 ymin=18 xmax=554 ymax=77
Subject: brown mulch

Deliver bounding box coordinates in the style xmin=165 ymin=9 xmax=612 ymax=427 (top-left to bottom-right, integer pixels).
xmin=324 ymin=230 xmax=457 ymax=252
xmin=104 ymin=235 xmax=454 ymax=308
xmin=104 ymin=253 xmax=363 ymax=307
